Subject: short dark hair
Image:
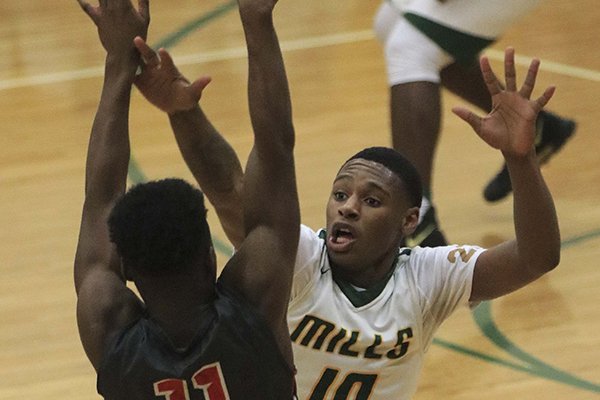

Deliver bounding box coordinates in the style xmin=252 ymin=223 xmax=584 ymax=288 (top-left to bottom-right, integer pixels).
xmin=345 ymin=146 xmax=422 ymax=207
xmin=108 ymin=178 xmax=211 ymax=277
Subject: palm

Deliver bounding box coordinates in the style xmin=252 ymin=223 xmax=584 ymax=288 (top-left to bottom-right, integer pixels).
xmin=452 ymin=48 xmax=555 ymax=158
xmin=135 ymin=55 xmax=195 ymax=113
xmin=133 ymin=38 xmax=210 ymax=114
xmin=478 ymin=91 xmax=538 ymax=155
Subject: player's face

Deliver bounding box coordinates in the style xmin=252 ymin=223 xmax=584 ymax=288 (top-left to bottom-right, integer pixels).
xmin=325 ymin=159 xmax=416 ymax=286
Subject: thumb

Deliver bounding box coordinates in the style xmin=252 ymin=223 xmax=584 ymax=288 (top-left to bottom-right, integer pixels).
xmin=134 ymin=37 xmax=161 ymax=69
xmin=452 ymin=106 xmax=482 ymax=135
xmin=189 ymin=76 xmax=212 ymax=100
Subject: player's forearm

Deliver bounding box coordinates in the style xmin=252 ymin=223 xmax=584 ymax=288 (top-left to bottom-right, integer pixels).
xmin=84 ymin=56 xmax=137 ymax=203
xmin=238 ymin=5 xmax=300 ymax=245
xmin=169 ymin=105 xmax=245 ymax=247
xmin=169 ymin=105 xmax=243 ymax=196
xmin=240 ymin=10 xmax=295 ymax=158
xmin=506 ymin=152 xmax=560 ymax=274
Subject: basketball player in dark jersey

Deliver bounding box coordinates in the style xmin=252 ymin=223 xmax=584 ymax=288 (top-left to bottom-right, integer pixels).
xmin=74 ymin=0 xmax=299 ymax=398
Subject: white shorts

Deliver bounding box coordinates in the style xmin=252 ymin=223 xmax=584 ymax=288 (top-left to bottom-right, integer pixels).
xmin=374 ymin=1 xmax=453 ymax=86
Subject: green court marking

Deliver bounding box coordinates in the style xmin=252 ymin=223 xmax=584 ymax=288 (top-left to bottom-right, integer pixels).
xmin=125 ymin=1 xmax=600 ymax=393
xmin=127 ymin=157 xmax=147 ymax=184
xmin=561 ymin=228 xmax=600 ymax=248
xmin=473 ymin=302 xmax=600 ymax=393
xmin=432 ymin=337 xmax=533 ymax=375
xmin=152 ymin=1 xmax=237 ymax=50
xmin=470 ymin=229 xmax=600 ymax=393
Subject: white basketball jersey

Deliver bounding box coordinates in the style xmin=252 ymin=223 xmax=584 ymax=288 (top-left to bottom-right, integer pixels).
xmin=390 ymin=0 xmax=541 ymax=38
xmin=288 ymin=225 xmax=483 ymax=399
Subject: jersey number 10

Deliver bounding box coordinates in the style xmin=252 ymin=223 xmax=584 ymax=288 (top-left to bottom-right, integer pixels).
xmin=310 ymin=368 xmax=377 ymax=399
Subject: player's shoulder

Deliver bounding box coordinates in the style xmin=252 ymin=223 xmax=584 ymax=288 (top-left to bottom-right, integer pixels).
xmin=398 ymin=244 xmax=486 ymax=269
xmin=77 ymin=272 xmax=144 ymax=369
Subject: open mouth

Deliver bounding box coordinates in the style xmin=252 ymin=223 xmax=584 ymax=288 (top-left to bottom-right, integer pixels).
xmin=333 ymin=227 xmax=353 ymax=243
xmin=327 ymin=224 xmax=356 ymax=252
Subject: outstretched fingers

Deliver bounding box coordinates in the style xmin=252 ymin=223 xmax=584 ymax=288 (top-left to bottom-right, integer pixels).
xmin=519 ymin=58 xmax=540 ymax=99
xmin=77 ymin=0 xmax=148 ymax=25
xmin=504 ymin=47 xmax=517 ymax=92
xmin=480 ymin=55 xmax=502 ymax=97
xmin=77 ymin=0 xmax=99 ymax=23
xmin=516 ymin=55 xmax=555 ymax=111
xmin=533 ymin=85 xmax=556 ymax=112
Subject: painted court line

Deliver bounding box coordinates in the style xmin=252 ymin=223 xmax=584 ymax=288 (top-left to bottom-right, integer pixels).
xmin=485 ymin=49 xmax=600 ymax=82
xmin=2 ymin=30 xmax=600 ymax=92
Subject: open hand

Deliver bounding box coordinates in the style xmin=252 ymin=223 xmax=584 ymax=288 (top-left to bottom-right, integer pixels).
xmin=133 ymin=37 xmax=211 ymax=114
xmin=78 ymin=0 xmax=149 ymax=57
xmin=452 ymin=47 xmax=555 ymax=158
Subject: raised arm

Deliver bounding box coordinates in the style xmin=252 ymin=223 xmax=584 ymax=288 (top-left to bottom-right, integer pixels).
xmin=133 ymin=40 xmax=246 ymax=248
xmin=74 ymin=0 xmax=149 ymax=370
xmin=218 ymin=0 xmax=300 ymax=361
xmin=453 ymin=47 xmax=560 ymax=302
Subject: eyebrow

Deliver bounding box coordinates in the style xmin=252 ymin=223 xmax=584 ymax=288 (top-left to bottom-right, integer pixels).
xmin=333 ymin=175 xmax=393 ymax=198
xmin=364 ymin=181 xmax=392 ymax=197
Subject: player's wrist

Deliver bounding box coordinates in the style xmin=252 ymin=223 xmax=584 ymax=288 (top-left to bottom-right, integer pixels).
xmin=105 ymin=53 xmax=139 ymax=79
xmin=168 ymin=103 xmax=201 ymax=117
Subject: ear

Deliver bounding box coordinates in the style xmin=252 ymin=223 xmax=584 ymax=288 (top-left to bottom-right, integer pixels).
xmin=401 ymin=206 xmax=420 ymax=237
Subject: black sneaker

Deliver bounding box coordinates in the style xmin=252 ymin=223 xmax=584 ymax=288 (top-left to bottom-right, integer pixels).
xmin=402 ymin=206 xmax=447 ymax=247
xmin=483 ymin=110 xmax=576 ymax=202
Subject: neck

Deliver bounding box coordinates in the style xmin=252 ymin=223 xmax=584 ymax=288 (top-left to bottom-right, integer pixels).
xmin=330 ymin=251 xmax=399 ymax=289
xmin=137 ymin=273 xmax=215 ymax=348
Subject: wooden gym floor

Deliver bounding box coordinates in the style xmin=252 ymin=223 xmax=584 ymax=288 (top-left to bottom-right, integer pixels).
xmin=0 ymin=0 xmax=598 ymax=398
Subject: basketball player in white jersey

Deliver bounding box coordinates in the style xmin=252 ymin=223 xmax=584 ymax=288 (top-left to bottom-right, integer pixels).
xmin=135 ymin=39 xmax=561 ymax=399
xmin=373 ymin=0 xmax=575 ymax=247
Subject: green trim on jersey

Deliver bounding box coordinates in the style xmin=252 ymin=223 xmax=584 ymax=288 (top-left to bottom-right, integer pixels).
xmin=332 ymin=249 xmax=411 ymax=308
xmin=404 ymin=13 xmax=494 ymax=65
